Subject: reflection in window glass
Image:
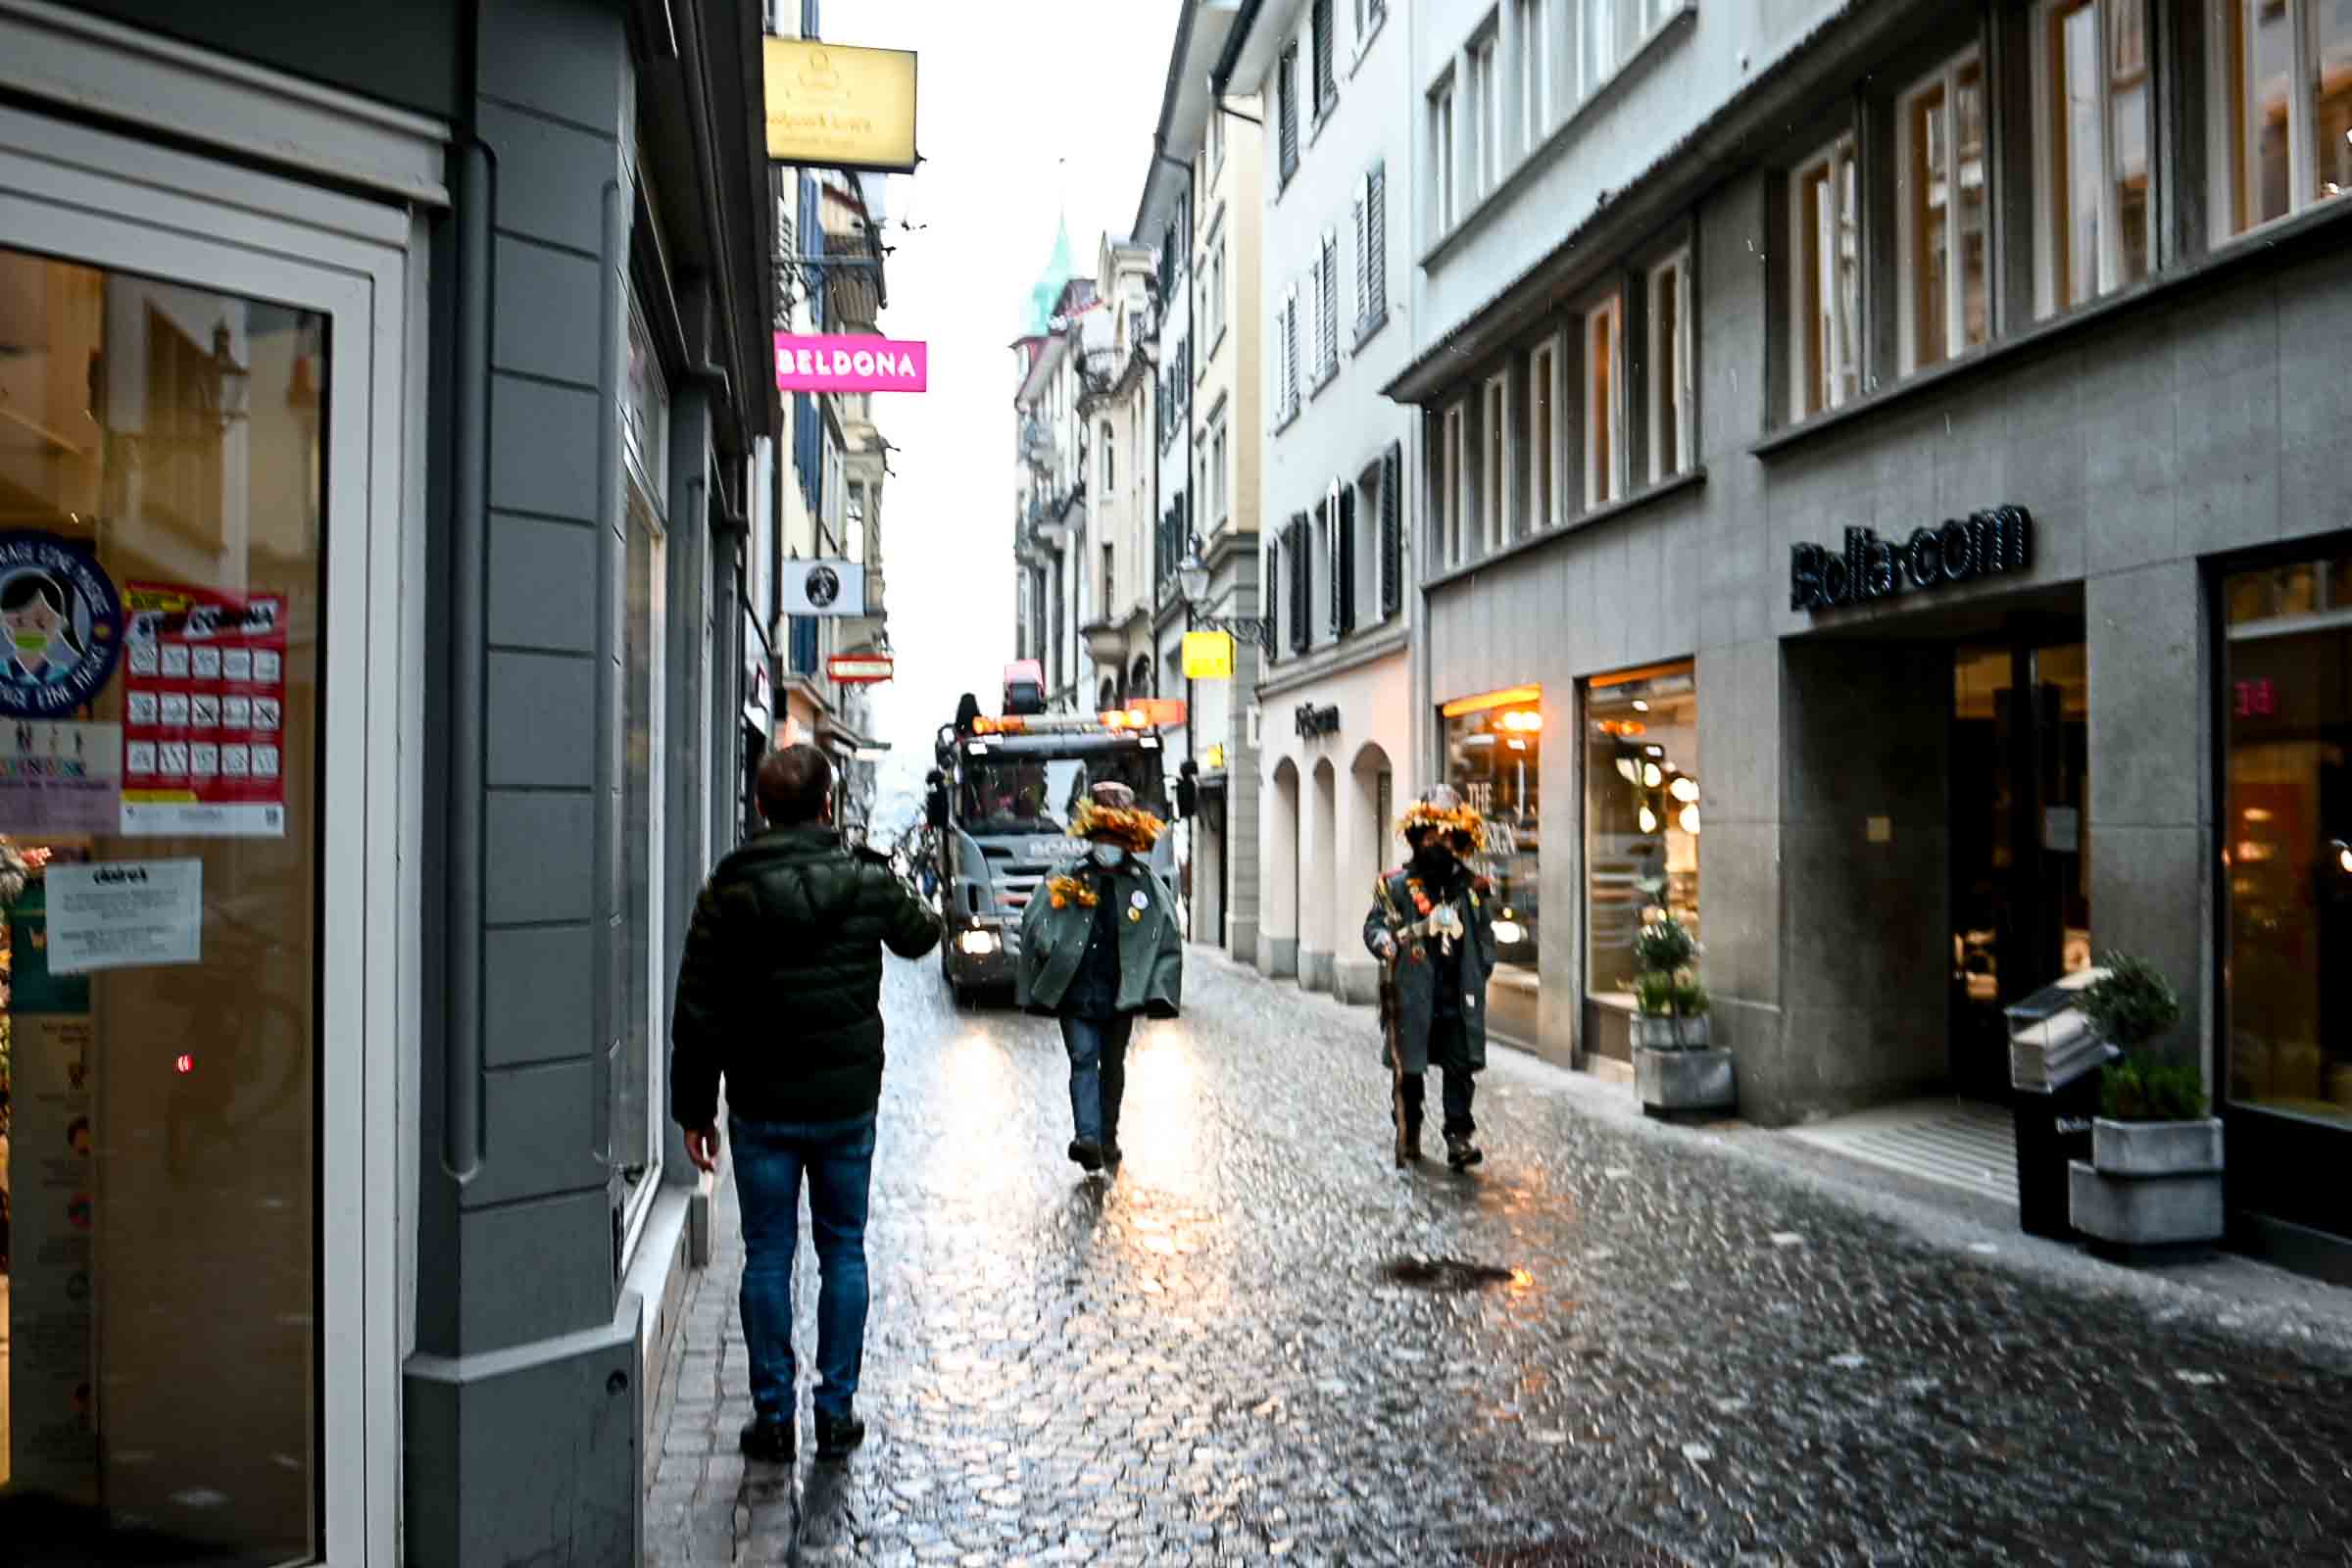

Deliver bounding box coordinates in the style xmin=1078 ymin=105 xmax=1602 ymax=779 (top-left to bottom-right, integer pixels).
xmin=1901 ymin=51 xmax=1990 ymax=373
xmin=2226 ymin=558 xmax=2352 ymax=1128
xmin=1443 ymin=692 xmax=1542 ymax=989
xmin=0 ymin=244 xmax=322 ymax=1562
xmin=1586 ymin=664 xmax=1699 ymax=1008
xmin=1791 ymin=134 xmax=1861 ymax=418
xmin=2215 ymin=0 xmax=2350 ymax=239
xmin=2040 ymin=0 xmax=2154 ymax=315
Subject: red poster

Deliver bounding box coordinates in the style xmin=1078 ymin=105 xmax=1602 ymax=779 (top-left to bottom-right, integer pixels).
xmin=119 ymin=583 xmax=288 ymax=838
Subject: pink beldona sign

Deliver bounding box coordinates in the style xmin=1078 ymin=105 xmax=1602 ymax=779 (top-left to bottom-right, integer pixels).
xmin=774 ymin=333 xmax=928 ymax=393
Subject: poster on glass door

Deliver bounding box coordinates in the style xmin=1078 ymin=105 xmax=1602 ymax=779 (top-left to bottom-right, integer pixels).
xmin=118 ymin=582 xmax=289 ymax=837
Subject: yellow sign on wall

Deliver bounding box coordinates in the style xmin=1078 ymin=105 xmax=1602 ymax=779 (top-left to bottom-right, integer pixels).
xmin=762 ymin=37 xmax=919 ymax=173
xmin=1182 ymin=630 xmax=1236 ymax=680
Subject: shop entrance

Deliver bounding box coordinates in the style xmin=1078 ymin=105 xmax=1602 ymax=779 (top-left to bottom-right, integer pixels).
xmin=1949 ymin=634 xmax=2091 ymax=1099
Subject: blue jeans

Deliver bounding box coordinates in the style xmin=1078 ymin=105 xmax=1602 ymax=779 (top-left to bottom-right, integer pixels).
xmin=1058 ymin=1012 xmax=1134 ymax=1147
xmin=729 ymin=1110 xmax=876 ymax=1422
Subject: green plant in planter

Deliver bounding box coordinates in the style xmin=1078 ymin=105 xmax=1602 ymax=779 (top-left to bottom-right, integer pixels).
xmin=1633 ymin=971 xmax=1677 ymax=1017
xmin=1632 ymin=915 xmax=1697 ymax=978
xmin=1673 ymin=980 xmax=1710 ymax=1018
xmin=2080 ymin=952 xmax=2181 ymax=1049
xmin=2099 ymin=1053 xmax=2209 ymax=1121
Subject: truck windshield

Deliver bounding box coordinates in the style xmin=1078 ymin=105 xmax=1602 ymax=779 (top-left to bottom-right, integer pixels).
xmin=956 ymin=747 xmax=1169 ymax=837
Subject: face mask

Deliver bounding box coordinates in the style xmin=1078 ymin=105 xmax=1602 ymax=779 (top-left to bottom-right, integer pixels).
xmin=1091 ymin=843 xmax=1124 ymax=868
xmin=13 ymin=630 xmax=47 ymax=656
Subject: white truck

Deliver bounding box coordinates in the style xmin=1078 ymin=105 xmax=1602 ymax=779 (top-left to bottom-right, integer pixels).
xmin=925 ymin=665 xmax=1185 ymax=1003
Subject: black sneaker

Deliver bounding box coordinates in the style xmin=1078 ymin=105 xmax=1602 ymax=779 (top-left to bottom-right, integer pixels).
xmin=813 ymin=1408 xmax=866 ymax=1461
xmin=738 ymin=1415 xmax=795 ymax=1463
xmin=1067 ymin=1138 xmax=1104 ymax=1172
xmin=1445 ymin=1135 xmax=1484 ymax=1171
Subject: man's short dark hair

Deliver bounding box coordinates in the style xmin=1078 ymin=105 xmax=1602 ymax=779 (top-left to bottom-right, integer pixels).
xmin=757 ymin=744 xmax=832 ymax=825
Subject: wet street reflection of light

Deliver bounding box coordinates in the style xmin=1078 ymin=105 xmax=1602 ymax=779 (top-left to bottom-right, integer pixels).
xmin=928 ymin=1027 xmax=1024 ymax=1193
xmin=1115 ymin=1025 xmax=1200 ymax=1174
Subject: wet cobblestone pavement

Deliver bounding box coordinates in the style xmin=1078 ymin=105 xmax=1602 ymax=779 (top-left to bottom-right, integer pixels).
xmin=648 ymin=949 xmax=2352 ymax=1567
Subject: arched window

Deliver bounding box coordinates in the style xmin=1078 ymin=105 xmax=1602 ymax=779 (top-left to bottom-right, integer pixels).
xmin=1101 ymin=421 xmax=1115 ymax=492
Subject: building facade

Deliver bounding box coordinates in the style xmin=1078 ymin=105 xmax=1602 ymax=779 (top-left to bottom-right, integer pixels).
xmin=1382 ymin=0 xmax=2351 ymax=1270
xmin=1222 ymin=0 xmax=1421 ymax=1007
xmin=1136 ymin=0 xmax=1272 ymax=959
xmin=1010 ymin=239 xmax=1100 ymax=713
xmin=0 ymin=0 xmax=808 ymax=1561
xmin=1077 ymin=237 xmax=1163 ymax=711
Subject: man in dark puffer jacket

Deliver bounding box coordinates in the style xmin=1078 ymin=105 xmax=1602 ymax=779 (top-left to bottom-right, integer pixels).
xmin=670 ymin=744 xmax=939 ymax=1466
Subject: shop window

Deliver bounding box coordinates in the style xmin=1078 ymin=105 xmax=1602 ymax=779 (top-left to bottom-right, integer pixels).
xmin=1443 ymin=687 xmax=1544 ymax=1015
xmin=2035 ymin=0 xmax=2154 ymax=316
xmin=1 ymin=244 xmax=326 ymax=1559
xmin=2224 ymin=554 xmax=2352 ymax=1130
xmin=2210 ymin=0 xmax=2352 ymax=242
xmin=1790 ymin=132 xmax=1862 ymax=419
xmin=1583 ymin=293 xmax=1623 ymax=509
xmin=1897 ymin=48 xmax=1992 ymax=374
xmin=1529 ymin=336 xmax=1561 ymax=533
xmin=1585 ymin=662 xmax=1700 ymax=1022
xmin=1646 ymin=250 xmax=1692 ymax=482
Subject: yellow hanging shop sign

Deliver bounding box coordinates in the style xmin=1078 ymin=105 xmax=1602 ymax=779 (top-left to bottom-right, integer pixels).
xmin=1182 ymin=630 xmax=1235 ymax=681
xmin=762 ymin=37 xmax=919 ymax=173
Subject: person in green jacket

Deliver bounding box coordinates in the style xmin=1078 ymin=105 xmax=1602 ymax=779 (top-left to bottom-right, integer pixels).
xmin=1016 ymin=781 xmax=1183 ymax=1173
xmin=670 ymin=744 xmax=940 ymax=1466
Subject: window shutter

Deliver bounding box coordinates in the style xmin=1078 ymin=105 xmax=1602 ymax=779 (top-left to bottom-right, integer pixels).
xmin=1313 ymin=0 xmax=1336 ymax=114
xmin=1264 ymin=541 xmax=1280 ymax=664
xmin=1289 ymin=516 xmax=1311 ymax=654
xmin=1325 ymin=494 xmax=1340 ymax=635
xmin=1351 ymin=178 xmax=1369 ymax=333
xmin=1278 ymin=43 xmax=1299 ymax=178
xmin=1282 ymin=290 xmax=1299 ymax=417
xmin=1380 ymin=441 xmax=1402 ymax=618
xmin=1367 ymin=162 xmax=1388 ymax=323
xmin=1338 ymin=485 xmax=1357 ymax=635
xmin=1318 ymin=236 xmax=1338 ymax=376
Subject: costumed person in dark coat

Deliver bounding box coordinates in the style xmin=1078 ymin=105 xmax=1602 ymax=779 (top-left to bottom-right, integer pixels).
xmin=1016 ymin=781 xmax=1184 ymax=1173
xmin=1362 ymin=786 xmax=1497 ymax=1170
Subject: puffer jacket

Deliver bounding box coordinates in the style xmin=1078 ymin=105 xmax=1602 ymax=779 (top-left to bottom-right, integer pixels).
xmin=669 ymin=825 xmax=940 ymax=1130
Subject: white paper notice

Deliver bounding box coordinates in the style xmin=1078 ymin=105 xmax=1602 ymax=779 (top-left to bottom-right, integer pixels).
xmin=45 ymin=859 xmax=204 ymax=975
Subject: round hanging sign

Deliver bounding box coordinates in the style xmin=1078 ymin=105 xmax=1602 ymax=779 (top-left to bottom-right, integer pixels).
xmin=0 ymin=530 xmax=122 ymax=719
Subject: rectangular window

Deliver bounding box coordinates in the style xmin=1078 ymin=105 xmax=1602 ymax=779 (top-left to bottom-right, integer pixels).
xmin=1279 ymin=288 xmax=1301 ymax=424
xmin=1444 ymin=688 xmax=1544 ymax=1003
xmin=1520 ymin=0 xmax=1551 ymax=148
xmin=1212 ymin=417 xmax=1230 ymax=522
xmin=2035 ymin=0 xmax=2153 ymax=316
xmin=2223 ymin=553 xmax=2352 ymax=1134
xmin=1791 ymin=133 xmax=1862 ymax=418
xmin=1647 ymin=251 xmax=1692 ymax=482
xmin=1279 ymin=41 xmax=1301 ymax=181
xmin=1432 ymin=77 xmax=1459 ymax=230
xmin=1211 ymin=241 xmax=1228 ymax=339
xmin=1102 ymin=542 xmax=1116 ymax=612
xmin=1471 ymin=30 xmax=1501 ymax=201
xmin=1484 ymin=371 xmax=1509 ymax=553
xmin=1530 ymin=336 xmax=1560 ymax=530
xmin=1314 ymin=0 xmax=1339 ymax=115
xmin=1443 ymin=402 xmax=1467 ymax=565
xmin=2212 ymin=0 xmax=2352 ymax=241
xmin=1584 ymin=293 xmax=1623 ymax=508
xmin=1898 ymin=49 xmax=1991 ymax=375
xmin=1583 ymin=0 xmax=1619 ymax=93
xmin=1584 ymin=662 xmax=1700 ymax=1062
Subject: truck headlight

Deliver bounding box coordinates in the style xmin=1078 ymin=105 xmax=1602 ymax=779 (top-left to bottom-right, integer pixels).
xmin=957 ymin=929 xmax=1001 ymax=956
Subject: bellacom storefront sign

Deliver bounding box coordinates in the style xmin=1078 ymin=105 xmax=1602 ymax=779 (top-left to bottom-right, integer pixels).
xmin=775 ymin=333 xmax=927 ymax=394
xmin=762 ymin=37 xmax=918 ymax=172
xmin=1789 ymin=506 xmax=2034 ymax=612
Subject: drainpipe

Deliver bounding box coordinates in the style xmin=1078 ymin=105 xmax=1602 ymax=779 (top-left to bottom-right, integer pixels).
xmin=444 ymin=140 xmax=489 ymax=1185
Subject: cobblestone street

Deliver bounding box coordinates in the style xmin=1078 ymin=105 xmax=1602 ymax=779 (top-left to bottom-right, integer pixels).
xmin=646 ymin=949 xmax=2352 ymax=1568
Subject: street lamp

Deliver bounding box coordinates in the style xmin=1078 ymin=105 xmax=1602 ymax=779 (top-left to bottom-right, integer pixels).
xmin=1173 ymin=535 xmax=1272 ymax=653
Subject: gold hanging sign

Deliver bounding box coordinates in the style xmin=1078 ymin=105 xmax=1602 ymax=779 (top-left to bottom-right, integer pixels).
xmin=762 ymin=37 xmax=919 ymax=173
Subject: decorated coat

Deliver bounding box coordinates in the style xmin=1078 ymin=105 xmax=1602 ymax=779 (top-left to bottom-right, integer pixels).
xmin=1361 ymin=865 xmax=1497 ymax=1073
xmin=1015 ymin=857 xmax=1184 ymax=1019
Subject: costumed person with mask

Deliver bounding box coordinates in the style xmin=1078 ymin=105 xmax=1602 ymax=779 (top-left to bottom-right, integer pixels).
xmin=1016 ymin=781 xmax=1184 ymax=1173
xmin=1362 ymin=786 xmax=1497 ymax=1170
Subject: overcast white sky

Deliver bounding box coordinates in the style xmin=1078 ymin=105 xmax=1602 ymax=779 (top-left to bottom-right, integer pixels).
xmin=818 ymin=0 xmax=1183 ymax=830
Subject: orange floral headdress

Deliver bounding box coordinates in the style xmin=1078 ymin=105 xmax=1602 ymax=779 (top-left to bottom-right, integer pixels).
xmin=1397 ymin=787 xmax=1487 ymax=854
xmin=1069 ymin=798 xmax=1164 ymax=853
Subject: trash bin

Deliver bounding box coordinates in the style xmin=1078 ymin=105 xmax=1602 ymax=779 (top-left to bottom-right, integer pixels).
xmin=2005 ymin=972 xmax=2118 ymax=1241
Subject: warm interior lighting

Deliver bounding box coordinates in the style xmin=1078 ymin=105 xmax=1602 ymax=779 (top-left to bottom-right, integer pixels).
xmin=1497 ymin=709 xmax=1543 ymax=732
xmin=1669 ymin=777 xmax=1699 ymax=803
xmin=1639 ymin=805 xmax=1659 ymax=834
xmin=1441 ymin=683 xmax=1544 ymax=718
xmin=1679 ymin=804 xmax=1701 ymax=835
xmin=1642 ymin=762 xmax=1663 ymax=787
xmin=2242 ymin=807 xmax=2273 ymax=822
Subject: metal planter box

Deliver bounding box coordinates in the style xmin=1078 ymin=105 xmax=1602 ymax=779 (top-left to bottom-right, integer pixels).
xmin=1629 ymin=1013 xmax=1711 ymax=1052
xmin=2090 ymin=1117 xmax=2223 ymax=1177
xmin=1636 ymin=1046 xmax=1736 ymax=1115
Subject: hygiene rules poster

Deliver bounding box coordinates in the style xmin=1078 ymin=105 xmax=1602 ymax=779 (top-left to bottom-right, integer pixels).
xmin=119 ymin=582 xmax=288 ymax=838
